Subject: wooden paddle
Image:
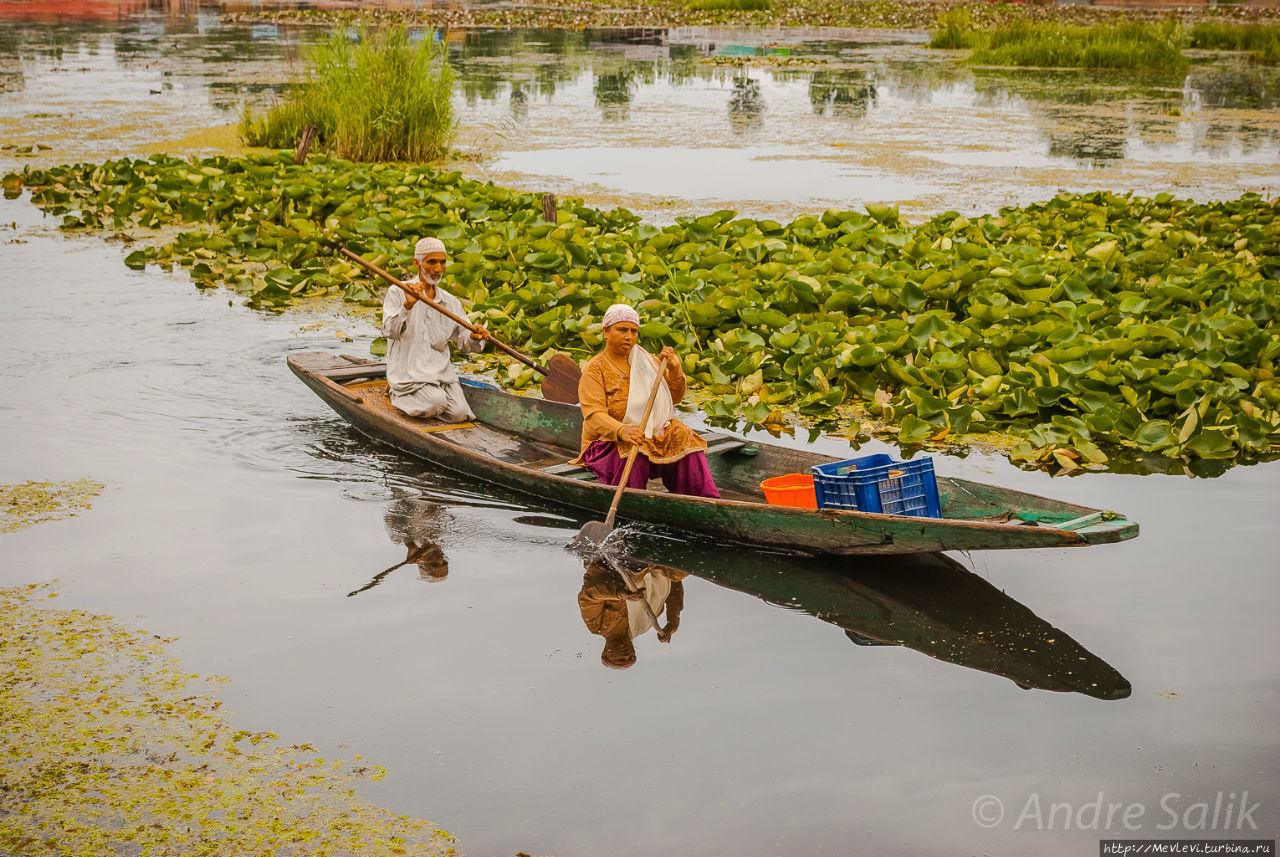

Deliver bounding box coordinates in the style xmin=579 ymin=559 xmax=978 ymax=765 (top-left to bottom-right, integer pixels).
xmin=576 ymin=357 xmax=667 ymax=549
xmin=339 ymin=247 xmax=582 ymax=404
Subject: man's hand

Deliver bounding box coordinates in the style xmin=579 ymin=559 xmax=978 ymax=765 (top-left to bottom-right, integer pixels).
xmin=400 ymin=282 xmax=419 ymax=310
xmin=470 ymin=324 xmax=491 ymax=341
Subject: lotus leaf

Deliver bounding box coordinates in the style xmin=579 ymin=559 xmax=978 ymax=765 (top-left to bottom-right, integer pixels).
xmin=15 ymin=155 xmax=1280 ymax=473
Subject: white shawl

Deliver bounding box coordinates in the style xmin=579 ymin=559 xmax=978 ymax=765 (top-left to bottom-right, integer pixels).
xmin=624 ymin=347 xmax=674 ymax=440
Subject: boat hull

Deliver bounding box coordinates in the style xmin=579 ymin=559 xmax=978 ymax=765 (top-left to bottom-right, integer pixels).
xmin=288 ymin=352 xmax=1138 ymax=556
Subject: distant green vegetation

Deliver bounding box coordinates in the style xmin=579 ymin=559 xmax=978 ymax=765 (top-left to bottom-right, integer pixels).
xmin=240 ymin=24 xmax=455 ymax=162
xmin=8 ymin=154 xmax=1280 ymax=473
xmin=931 ymin=13 xmax=1188 ymax=70
xmin=687 ymin=0 xmax=771 ymax=11
xmin=1190 ymin=21 xmax=1280 ymax=64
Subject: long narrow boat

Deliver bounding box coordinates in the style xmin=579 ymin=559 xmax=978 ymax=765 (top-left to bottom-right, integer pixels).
xmin=288 ymin=351 xmax=1139 ymax=556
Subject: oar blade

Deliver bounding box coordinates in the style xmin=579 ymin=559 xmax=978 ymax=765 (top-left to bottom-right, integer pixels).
xmin=574 ymin=520 xmax=614 ymax=552
xmin=541 ymin=353 xmax=581 ymax=404
xmin=547 ymin=353 xmax=582 ymax=381
xmin=541 ymin=373 xmax=580 ymax=405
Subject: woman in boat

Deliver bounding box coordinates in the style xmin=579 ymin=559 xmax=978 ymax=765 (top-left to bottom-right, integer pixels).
xmin=572 ymin=303 xmax=720 ymax=498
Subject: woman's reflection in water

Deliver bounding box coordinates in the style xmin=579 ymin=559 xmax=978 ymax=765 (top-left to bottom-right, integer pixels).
xmin=578 ymin=559 xmax=686 ymax=669
xmin=349 ymin=497 xmax=452 ymax=596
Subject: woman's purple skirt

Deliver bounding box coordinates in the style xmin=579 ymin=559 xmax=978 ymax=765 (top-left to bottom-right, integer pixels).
xmin=580 ymin=441 xmax=721 ymax=499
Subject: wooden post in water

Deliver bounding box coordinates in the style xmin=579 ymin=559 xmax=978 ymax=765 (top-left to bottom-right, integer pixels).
xmin=541 ymin=193 xmax=556 ymax=223
xmin=294 ymin=124 xmax=318 ymax=164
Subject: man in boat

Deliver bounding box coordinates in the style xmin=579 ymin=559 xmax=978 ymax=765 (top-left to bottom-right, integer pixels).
xmin=578 ymin=559 xmax=686 ymax=669
xmin=572 ymin=303 xmax=720 ymax=498
xmin=381 ymin=236 xmax=490 ymax=422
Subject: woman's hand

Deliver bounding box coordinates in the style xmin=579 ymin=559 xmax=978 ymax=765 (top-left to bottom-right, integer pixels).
xmin=658 ymin=346 xmax=681 ymax=377
xmin=618 ymin=425 xmax=645 ymax=445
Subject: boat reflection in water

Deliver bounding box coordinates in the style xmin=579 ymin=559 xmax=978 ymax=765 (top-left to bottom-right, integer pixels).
xmin=603 ymin=537 xmax=1131 ymax=699
xmin=349 ymin=496 xmax=452 ymax=596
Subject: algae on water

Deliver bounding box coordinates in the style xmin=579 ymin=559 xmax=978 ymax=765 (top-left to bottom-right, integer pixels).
xmin=1 ymin=479 xmax=105 ymax=534
xmin=0 ymin=583 xmax=458 ymax=856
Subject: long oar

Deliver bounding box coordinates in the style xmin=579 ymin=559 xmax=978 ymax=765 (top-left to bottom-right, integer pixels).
xmin=339 ymin=247 xmax=581 ymax=404
xmin=576 ymin=358 xmax=666 ymax=549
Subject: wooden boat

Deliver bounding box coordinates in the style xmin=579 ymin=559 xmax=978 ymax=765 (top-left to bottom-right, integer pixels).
xmin=288 ymin=351 xmax=1139 ymax=556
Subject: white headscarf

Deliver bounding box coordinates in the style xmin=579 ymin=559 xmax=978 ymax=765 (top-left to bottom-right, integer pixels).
xmin=602 ymin=303 xmax=640 ymax=330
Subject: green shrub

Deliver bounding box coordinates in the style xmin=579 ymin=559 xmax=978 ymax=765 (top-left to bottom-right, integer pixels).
xmin=240 ymin=24 xmax=455 ymax=162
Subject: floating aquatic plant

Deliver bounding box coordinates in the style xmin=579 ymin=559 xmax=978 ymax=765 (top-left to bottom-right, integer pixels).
xmin=0 ymin=583 xmax=458 ymax=855
xmin=1 ymin=479 xmax=105 ymax=534
xmin=6 ymin=154 xmax=1279 ymax=473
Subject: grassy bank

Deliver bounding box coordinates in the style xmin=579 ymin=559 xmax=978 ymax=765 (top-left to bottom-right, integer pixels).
xmin=6 ymin=154 xmax=1278 ymax=474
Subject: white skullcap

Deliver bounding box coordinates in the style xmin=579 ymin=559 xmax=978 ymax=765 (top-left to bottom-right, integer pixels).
xmin=414 ymin=236 xmax=447 ymax=261
xmin=602 ymin=303 xmax=640 ymax=330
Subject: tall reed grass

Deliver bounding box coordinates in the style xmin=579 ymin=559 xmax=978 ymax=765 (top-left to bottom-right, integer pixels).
xmin=1190 ymin=22 xmax=1280 ymax=65
xmin=932 ymin=17 xmax=1190 ymax=70
xmin=240 ymin=24 xmax=455 ymax=162
xmin=930 ymin=9 xmax=981 ymax=50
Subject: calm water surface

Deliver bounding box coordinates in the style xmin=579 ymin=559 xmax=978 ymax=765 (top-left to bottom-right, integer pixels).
xmin=2 ymin=197 xmax=1278 ymax=857
xmin=1 ymin=7 xmax=1278 ymax=857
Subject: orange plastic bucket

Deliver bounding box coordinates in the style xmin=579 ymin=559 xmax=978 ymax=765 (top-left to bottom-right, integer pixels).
xmin=760 ymin=473 xmax=818 ymax=509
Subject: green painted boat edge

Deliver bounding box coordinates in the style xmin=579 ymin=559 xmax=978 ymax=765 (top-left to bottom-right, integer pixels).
xmin=287 ymin=351 xmax=1139 ymax=556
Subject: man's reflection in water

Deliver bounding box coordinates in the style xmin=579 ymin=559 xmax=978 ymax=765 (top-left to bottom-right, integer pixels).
xmin=388 ymin=497 xmax=451 ymax=583
xmin=578 ymin=559 xmax=686 ymax=669
xmin=349 ymin=497 xmax=453 ymax=596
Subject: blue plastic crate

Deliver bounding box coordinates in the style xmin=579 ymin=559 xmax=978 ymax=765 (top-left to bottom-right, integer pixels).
xmin=811 ymin=454 xmax=941 ymax=517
